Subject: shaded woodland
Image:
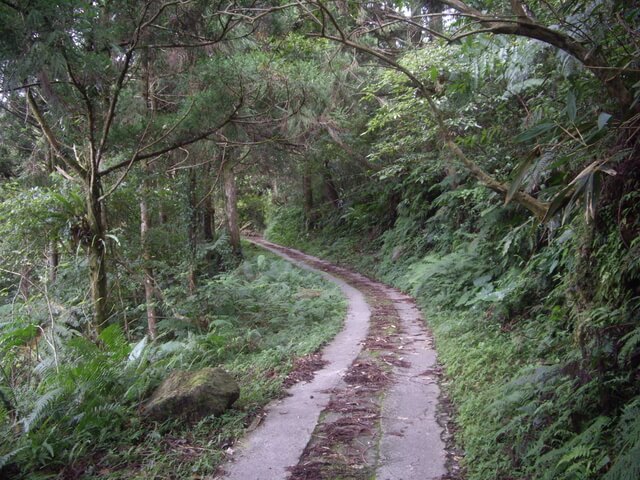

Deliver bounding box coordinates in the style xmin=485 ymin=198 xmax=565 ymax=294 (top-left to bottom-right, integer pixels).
xmin=1 ymin=1 xmax=639 ymax=479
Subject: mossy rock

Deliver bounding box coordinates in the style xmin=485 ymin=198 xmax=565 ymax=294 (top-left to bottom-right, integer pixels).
xmin=144 ymin=367 xmax=239 ymax=422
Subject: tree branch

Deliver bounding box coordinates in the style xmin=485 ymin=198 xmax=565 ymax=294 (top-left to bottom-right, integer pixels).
xmin=440 ymin=0 xmax=634 ymax=110
xmin=301 ymin=1 xmax=549 ymax=219
xmin=0 ymin=81 xmax=69 ymax=94
xmin=99 ymin=101 xmax=241 ymax=176
xmin=95 ymin=1 xmax=155 ymax=168
xmin=446 ymin=140 xmax=547 ymax=220
xmin=63 ymin=53 xmax=97 ymax=161
xmin=26 ymin=89 xmax=86 ymax=176
xmin=387 ymin=14 xmax=451 ymax=42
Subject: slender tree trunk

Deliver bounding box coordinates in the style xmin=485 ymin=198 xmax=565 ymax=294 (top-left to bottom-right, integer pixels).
xmin=158 ymin=206 xmax=168 ymax=225
xmin=203 ymin=195 xmax=215 ymax=241
xmin=409 ymin=3 xmax=423 ymax=45
xmin=140 ymin=169 xmax=158 ymax=340
xmin=303 ymin=166 xmax=315 ymax=226
xmin=45 ymin=146 xmax=59 ymax=284
xmin=303 ymin=172 xmax=313 ymax=214
xmin=18 ymin=264 xmax=32 ymax=300
xmin=85 ymin=178 xmax=109 ymax=332
xmin=323 ymin=160 xmax=340 ymax=209
xmin=140 ymin=57 xmax=159 ymax=336
xmin=272 ymin=177 xmax=281 ymax=203
xmin=427 ymin=0 xmax=443 ymax=36
xmin=187 ymin=167 xmax=198 ymax=293
xmin=47 ymin=242 xmax=59 ymax=284
xmin=203 ymin=160 xmax=215 ymax=242
xmin=223 ymin=162 xmax=242 ymax=257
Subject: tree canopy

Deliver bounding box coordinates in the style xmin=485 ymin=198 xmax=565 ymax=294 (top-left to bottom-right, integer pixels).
xmin=1 ymin=1 xmax=640 ymax=478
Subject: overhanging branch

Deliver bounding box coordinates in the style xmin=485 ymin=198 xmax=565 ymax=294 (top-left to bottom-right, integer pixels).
xmin=98 ymin=101 xmax=242 ymax=176
xmin=440 ymin=0 xmax=634 ymax=110
xmin=26 ymin=89 xmax=87 ymax=177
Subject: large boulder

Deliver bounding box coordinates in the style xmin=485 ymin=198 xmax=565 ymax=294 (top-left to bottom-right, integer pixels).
xmin=144 ymin=367 xmax=240 ymax=422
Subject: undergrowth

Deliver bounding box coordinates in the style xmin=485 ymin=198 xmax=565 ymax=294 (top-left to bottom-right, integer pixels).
xmin=0 ymin=244 xmax=345 ymax=479
xmin=266 ymin=203 xmax=640 ymax=480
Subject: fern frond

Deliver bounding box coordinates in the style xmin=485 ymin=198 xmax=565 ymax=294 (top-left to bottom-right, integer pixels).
xmin=22 ymin=387 xmax=64 ymax=433
xmin=604 ymin=443 xmax=640 ymax=480
xmin=558 ymin=444 xmax=596 ymax=466
xmin=618 ymin=328 xmax=640 ymax=366
xmin=98 ymin=324 xmax=130 ymax=360
xmin=0 ymin=446 xmax=27 ymax=470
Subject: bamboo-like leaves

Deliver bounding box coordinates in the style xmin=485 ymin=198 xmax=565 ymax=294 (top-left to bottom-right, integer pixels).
xmin=566 ymin=90 xmax=577 ymax=122
xmin=542 ymin=183 xmax=574 ymax=223
xmin=542 ymin=159 xmax=616 ymax=223
xmin=505 ymin=147 xmax=540 ymax=206
xmin=513 ymin=122 xmax=557 ymax=143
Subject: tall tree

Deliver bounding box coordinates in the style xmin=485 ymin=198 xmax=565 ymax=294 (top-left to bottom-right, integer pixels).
xmin=223 ymin=154 xmax=242 ymax=257
xmin=225 ymin=0 xmax=637 ymax=220
xmin=1 ymin=1 xmax=240 ymax=330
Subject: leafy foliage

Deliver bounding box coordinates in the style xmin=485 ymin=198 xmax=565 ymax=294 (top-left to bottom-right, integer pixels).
xmin=2 ymin=0 xmax=640 ymax=479
xmin=0 ymin=249 xmax=344 ymax=478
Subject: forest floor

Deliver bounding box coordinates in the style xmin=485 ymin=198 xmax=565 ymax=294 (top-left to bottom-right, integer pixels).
xmin=217 ymin=238 xmax=458 ymax=480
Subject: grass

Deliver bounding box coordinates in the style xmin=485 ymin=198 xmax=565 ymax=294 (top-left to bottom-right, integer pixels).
xmin=0 ymin=243 xmax=346 ymax=479
xmin=264 ymin=211 xmax=640 ymax=480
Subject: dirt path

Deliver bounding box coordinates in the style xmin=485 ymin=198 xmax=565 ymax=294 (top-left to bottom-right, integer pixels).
xmin=218 ymin=238 xmax=446 ymax=480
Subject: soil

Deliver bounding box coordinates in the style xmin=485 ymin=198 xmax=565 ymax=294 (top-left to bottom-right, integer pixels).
xmin=218 ymin=238 xmax=459 ymax=480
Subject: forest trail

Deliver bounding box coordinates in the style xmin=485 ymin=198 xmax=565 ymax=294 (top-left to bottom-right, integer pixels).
xmin=218 ymin=238 xmax=446 ymax=480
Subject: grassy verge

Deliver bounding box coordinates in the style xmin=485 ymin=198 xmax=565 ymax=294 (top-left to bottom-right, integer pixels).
xmin=0 ymin=243 xmax=346 ymax=479
xmin=265 ymin=208 xmax=640 ymax=480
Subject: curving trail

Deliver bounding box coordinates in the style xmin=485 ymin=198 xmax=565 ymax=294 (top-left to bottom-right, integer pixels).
xmin=218 ymin=238 xmax=446 ymax=480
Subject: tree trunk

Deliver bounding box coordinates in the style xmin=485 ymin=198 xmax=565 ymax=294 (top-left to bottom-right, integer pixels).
xmin=323 ymin=160 xmax=340 ymax=209
xmin=45 ymin=146 xmax=59 ymax=284
xmin=272 ymin=176 xmax=281 ymax=203
xmin=427 ymin=0 xmax=443 ymax=37
xmin=18 ymin=264 xmax=32 ymax=300
xmin=303 ymin=172 xmax=313 ymax=214
xmin=302 ymin=166 xmax=315 ymax=227
xmin=223 ymin=162 xmax=242 ymax=257
xmin=203 ymin=160 xmax=215 ymax=242
xmin=86 ymin=179 xmax=109 ymax=332
xmin=46 ymin=242 xmax=59 ymax=284
xmin=187 ymin=167 xmax=198 ymax=293
xmin=203 ymin=195 xmax=215 ymax=241
xmin=157 ymin=205 xmax=168 ymax=225
xmin=140 ymin=178 xmax=158 ymax=340
xmin=140 ymin=58 xmax=160 ymax=336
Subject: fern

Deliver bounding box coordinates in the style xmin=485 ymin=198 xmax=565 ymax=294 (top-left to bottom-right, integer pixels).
xmin=604 ymin=443 xmax=640 ymax=480
xmin=98 ymin=323 xmax=131 ymax=360
xmin=22 ymin=387 xmax=64 ymax=433
xmin=535 ymin=416 xmax=611 ymax=479
xmin=558 ymin=444 xmax=599 ymax=467
xmin=0 ymin=446 xmax=27 ymax=470
xmin=618 ymin=328 xmax=640 ymax=366
xmin=604 ymin=398 xmax=640 ymax=480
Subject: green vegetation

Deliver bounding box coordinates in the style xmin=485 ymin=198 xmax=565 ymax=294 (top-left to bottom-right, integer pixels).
xmin=261 ymin=3 xmax=640 ymax=478
xmin=2 ymin=1 xmax=640 ymax=479
xmin=0 ymin=246 xmax=344 ymax=478
xmin=268 ymin=194 xmax=640 ymax=479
